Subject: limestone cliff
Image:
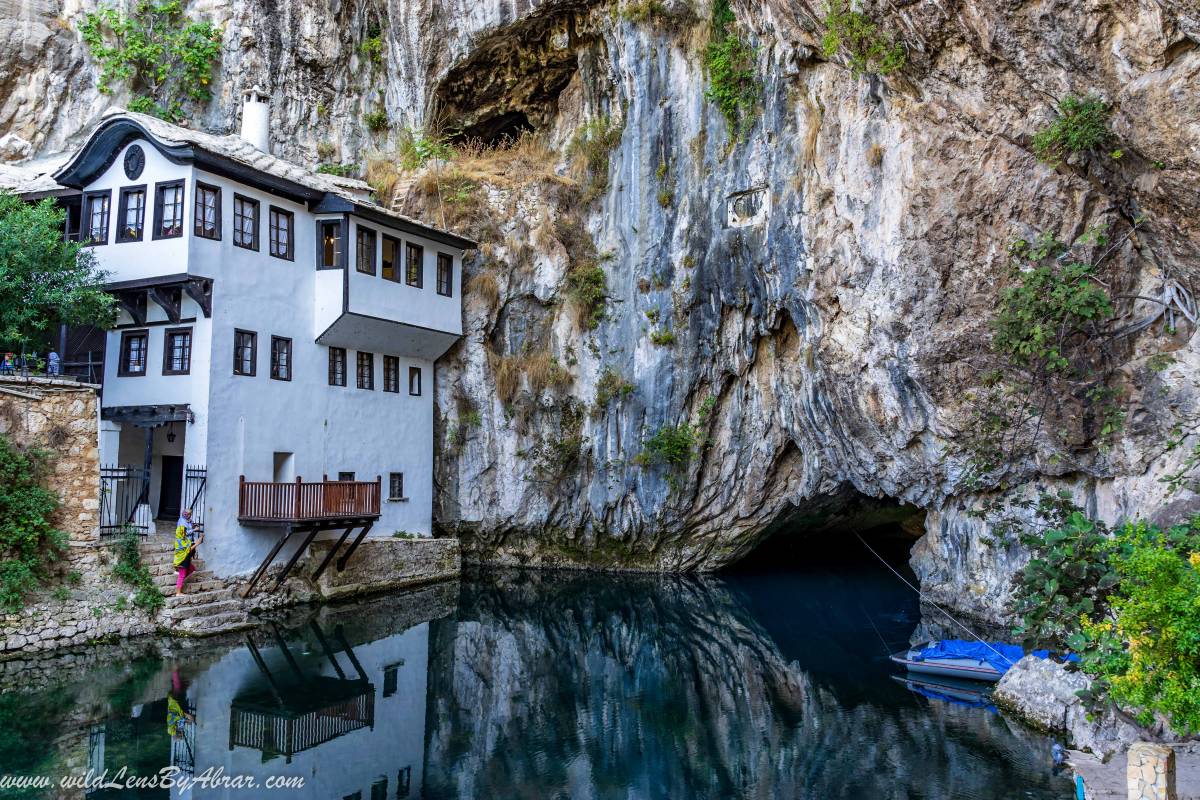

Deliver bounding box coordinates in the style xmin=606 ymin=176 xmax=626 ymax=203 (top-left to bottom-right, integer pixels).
xmin=4 ymin=0 xmax=1199 ymax=622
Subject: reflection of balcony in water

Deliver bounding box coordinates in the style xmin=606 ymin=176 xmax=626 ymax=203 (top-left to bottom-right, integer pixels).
xmin=229 ymin=621 xmax=375 ymax=763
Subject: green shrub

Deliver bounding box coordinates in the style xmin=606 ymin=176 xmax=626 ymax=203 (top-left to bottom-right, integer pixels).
xmin=112 ymin=530 xmax=164 ymax=613
xmin=79 ymin=0 xmax=222 ymax=123
xmin=568 ymin=117 xmax=625 ymax=203
xmin=1032 ymin=94 xmax=1110 ymax=166
xmin=649 ymin=328 xmax=676 ymax=346
xmin=0 ymin=437 xmax=66 ymax=611
xmin=397 ymin=127 xmax=454 ymax=170
xmin=566 ymin=262 xmax=607 ymax=329
xmin=1079 ymin=519 xmax=1200 ymax=732
xmin=360 ymin=24 xmax=384 ymax=64
xmin=820 ymin=0 xmax=906 ymax=77
xmin=635 ymin=423 xmax=704 ymax=469
xmin=316 ymin=163 xmax=360 ymax=178
xmin=363 ymin=107 xmax=390 ymax=133
xmin=704 ymin=0 xmax=760 ymax=138
xmin=595 ymin=368 xmax=635 ymax=408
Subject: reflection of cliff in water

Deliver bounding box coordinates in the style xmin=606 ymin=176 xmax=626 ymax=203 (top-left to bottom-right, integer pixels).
xmin=423 ymin=569 xmax=1068 ymax=800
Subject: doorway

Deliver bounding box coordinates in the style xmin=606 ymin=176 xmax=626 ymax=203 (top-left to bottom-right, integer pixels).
xmin=158 ymin=455 xmax=184 ymax=519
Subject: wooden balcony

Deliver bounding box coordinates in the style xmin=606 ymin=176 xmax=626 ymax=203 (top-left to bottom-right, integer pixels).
xmin=238 ymin=476 xmax=381 ymax=525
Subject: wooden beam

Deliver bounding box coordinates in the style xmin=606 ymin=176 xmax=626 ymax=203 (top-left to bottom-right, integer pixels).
xmin=335 ymin=522 xmax=373 ymax=572
xmin=182 ymin=278 xmax=212 ymax=318
xmin=148 ymin=286 xmax=181 ymax=323
xmin=115 ymin=291 xmax=146 ymax=325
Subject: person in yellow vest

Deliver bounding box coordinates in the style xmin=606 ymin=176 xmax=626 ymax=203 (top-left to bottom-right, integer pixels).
xmin=173 ymin=509 xmax=203 ymax=596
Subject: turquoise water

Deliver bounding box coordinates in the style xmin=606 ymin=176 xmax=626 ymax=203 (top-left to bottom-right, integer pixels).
xmin=0 ymin=560 xmax=1071 ymax=799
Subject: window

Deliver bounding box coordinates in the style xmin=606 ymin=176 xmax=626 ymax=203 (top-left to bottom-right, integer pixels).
xmin=356 ymin=226 xmax=376 ymax=275
xmin=357 ymin=351 xmax=374 ymax=390
xmin=408 ymin=366 xmax=421 ymax=396
xmin=84 ymin=190 xmax=110 ymax=245
xmin=194 ymin=182 xmax=221 ymax=240
xmin=153 ymin=180 xmax=185 ymax=239
xmin=436 ymin=253 xmax=453 ymax=296
xmin=162 ymin=327 xmax=192 ymax=375
xmin=233 ymin=329 xmax=257 ymax=376
xmin=397 ymin=767 xmax=411 ymax=798
xmin=388 ymin=472 xmax=405 ymax=501
xmin=405 ymin=242 xmax=423 ymax=287
xmin=383 ymin=355 xmax=399 ymax=393
xmin=118 ymin=330 xmax=148 ymax=376
xmin=337 ymin=471 xmax=355 ymax=481
xmin=270 ymin=336 xmax=292 ymax=381
xmin=370 ymin=777 xmax=388 ymax=800
xmin=342 ymin=793 xmax=361 ymax=800
xmin=116 ymin=186 xmax=146 ymax=242
xmin=318 ymin=220 xmax=342 ymax=268
xmin=328 ymin=347 xmax=346 ymax=386
xmin=268 ymin=207 xmax=294 ymax=260
xmin=233 ymin=194 xmax=259 ymax=250
xmin=381 ymin=235 xmax=400 ymax=281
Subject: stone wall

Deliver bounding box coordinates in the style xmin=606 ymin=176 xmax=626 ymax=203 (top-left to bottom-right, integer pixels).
xmin=309 ymin=537 xmax=461 ymax=600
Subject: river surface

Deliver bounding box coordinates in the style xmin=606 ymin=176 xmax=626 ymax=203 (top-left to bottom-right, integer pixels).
xmin=0 ymin=558 xmax=1071 ymax=799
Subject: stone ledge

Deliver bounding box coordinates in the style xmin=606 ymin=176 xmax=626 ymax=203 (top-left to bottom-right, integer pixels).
xmin=309 ymin=537 xmax=461 ymax=600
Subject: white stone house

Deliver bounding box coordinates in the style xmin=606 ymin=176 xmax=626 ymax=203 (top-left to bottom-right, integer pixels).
xmin=40 ymin=99 xmax=473 ymax=584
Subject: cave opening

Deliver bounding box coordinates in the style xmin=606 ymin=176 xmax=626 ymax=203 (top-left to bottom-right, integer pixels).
xmin=450 ymin=111 xmax=536 ymax=148
xmin=725 ymin=494 xmax=926 ymax=574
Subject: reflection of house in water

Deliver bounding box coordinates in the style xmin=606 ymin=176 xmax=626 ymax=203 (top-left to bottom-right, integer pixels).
xmin=80 ymin=617 xmax=429 ymax=799
xmin=191 ymin=618 xmax=428 ymax=799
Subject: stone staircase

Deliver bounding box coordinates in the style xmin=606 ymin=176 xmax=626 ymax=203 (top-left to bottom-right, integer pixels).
xmin=138 ymin=536 xmax=255 ymax=635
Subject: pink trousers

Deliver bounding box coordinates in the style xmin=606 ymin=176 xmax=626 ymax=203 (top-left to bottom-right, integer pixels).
xmin=176 ymin=561 xmax=196 ymax=591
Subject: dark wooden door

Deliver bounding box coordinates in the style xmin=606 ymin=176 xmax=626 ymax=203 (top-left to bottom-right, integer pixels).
xmin=158 ymin=455 xmax=184 ymax=520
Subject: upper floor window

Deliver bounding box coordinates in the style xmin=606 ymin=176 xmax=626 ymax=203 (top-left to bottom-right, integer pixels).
xmin=270 ymin=336 xmax=292 ymax=381
xmin=388 ymin=472 xmax=405 ymax=501
xmin=356 ymin=226 xmax=376 ymax=275
xmin=337 ymin=471 xmax=355 ymax=481
xmin=318 ymin=220 xmax=342 ymax=268
xmin=118 ymin=330 xmax=147 ymax=376
xmin=436 ymin=253 xmax=453 ymax=296
xmin=84 ymin=190 xmax=110 ymax=245
xmin=269 ymin=207 xmax=294 ymax=260
xmin=233 ymin=194 xmax=259 ymax=251
xmin=328 ymin=347 xmax=346 ymax=386
xmin=383 ymin=355 xmax=399 ymax=393
xmin=408 ymin=366 xmax=422 ymax=396
xmin=405 ymin=243 xmax=423 ymax=288
xmin=381 ymin=235 xmax=400 ymax=282
xmin=116 ymin=186 xmax=146 ymax=243
xmin=233 ymin=329 xmax=257 ymax=376
xmin=162 ymin=327 xmax=192 ymax=375
xmin=153 ymin=180 xmax=185 ymax=239
xmin=194 ymin=182 xmax=221 ymax=240
xmin=357 ymin=351 xmax=374 ymax=390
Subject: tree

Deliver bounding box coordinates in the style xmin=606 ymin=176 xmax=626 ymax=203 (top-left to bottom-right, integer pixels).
xmin=0 ymin=192 xmax=116 ymax=351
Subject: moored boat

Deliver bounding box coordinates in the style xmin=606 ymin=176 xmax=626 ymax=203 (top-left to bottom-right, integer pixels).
xmin=890 ymin=639 xmax=1025 ymax=683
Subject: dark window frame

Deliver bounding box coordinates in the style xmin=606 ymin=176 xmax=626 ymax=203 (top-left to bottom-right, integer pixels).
xmin=161 ymin=326 xmax=192 ymax=375
xmin=357 ymin=351 xmax=375 ymax=390
xmin=328 ymin=346 xmax=347 ymax=386
xmin=317 ymin=219 xmax=344 ymax=269
xmin=83 ymin=190 xmax=111 ymax=246
xmin=408 ymin=366 xmax=422 ymax=396
xmin=383 ymin=355 xmax=399 ymax=393
xmin=270 ymin=335 xmax=292 ymax=381
xmin=405 ymin=242 xmax=423 ymax=288
xmin=152 ymin=179 xmax=185 ymax=240
xmin=194 ymin=181 xmax=221 ymax=240
xmin=115 ymin=185 xmax=147 ymax=243
xmin=381 ymin=235 xmax=401 ymax=282
xmin=268 ymin=206 xmax=294 ymax=261
xmin=337 ymin=471 xmax=355 ymax=481
xmin=388 ymin=472 xmax=405 ymax=501
xmin=233 ymin=329 xmax=257 ymax=376
xmin=436 ymin=252 xmax=453 ymax=297
xmin=356 ymin=225 xmax=377 ymax=276
xmin=117 ymin=329 xmax=148 ymax=377
xmin=232 ymin=193 xmax=260 ymax=251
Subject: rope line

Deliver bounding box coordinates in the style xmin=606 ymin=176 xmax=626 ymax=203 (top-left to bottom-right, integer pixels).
xmin=854 ymin=532 xmax=1017 ymax=666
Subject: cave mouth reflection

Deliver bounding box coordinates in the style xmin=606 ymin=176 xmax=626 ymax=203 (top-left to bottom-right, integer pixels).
xmin=0 ymin=569 xmax=1069 ymax=800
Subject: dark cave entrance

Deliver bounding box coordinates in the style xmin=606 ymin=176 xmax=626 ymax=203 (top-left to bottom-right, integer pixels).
xmin=450 ymin=111 xmax=535 ymax=147
xmin=725 ymin=494 xmax=926 ymax=573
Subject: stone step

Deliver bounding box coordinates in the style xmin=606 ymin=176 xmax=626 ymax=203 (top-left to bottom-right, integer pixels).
xmin=164 ymin=588 xmax=233 ymax=608
xmin=172 ymin=610 xmax=254 ymax=635
xmin=161 ymin=599 xmax=243 ymax=622
xmin=156 ymin=579 xmax=224 ymax=597
xmin=148 ymin=562 xmax=209 ymax=578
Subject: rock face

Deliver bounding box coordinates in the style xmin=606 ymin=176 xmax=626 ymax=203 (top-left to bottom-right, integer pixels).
xmin=4 ymin=0 xmax=1200 ymax=620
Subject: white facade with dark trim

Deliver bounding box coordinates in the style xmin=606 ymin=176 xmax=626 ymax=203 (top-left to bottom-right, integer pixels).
xmin=45 ymin=105 xmax=473 ymax=578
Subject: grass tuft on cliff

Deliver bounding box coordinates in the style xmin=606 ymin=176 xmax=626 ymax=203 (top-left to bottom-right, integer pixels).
xmin=704 ymin=0 xmax=761 ymax=139
xmin=820 ymin=0 xmax=906 ymax=78
xmin=1032 ymin=94 xmax=1111 ymax=166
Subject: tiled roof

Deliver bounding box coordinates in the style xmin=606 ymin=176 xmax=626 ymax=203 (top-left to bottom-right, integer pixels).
xmin=0 ymin=155 xmax=70 ymax=196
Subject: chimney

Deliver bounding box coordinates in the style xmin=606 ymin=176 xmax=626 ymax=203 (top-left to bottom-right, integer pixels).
xmin=239 ymin=88 xmax=271 ymax=152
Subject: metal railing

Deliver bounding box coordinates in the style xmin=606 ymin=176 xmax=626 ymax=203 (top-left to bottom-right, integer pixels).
xmin=99 ymin=465 xmax=150 ymax=534
xmin=238 ymin=476 xmax=381 ymax=523
xmin=183 ymin=466 xmax=206 ymax=533
xmin=228 ymin=689 xmax=374 ymax=758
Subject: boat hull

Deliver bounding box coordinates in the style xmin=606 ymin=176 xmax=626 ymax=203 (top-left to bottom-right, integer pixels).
xmin=889 ymin=651 xmax=1003 ymax=683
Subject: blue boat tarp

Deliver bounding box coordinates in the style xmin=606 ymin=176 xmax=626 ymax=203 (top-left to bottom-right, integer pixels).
xmin=912 ymin=640 xmax=1024 ymax=674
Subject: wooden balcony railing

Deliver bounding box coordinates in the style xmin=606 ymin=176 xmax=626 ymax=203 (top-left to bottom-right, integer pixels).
xmin=238 ymin=476 xmax=381 ymax=524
